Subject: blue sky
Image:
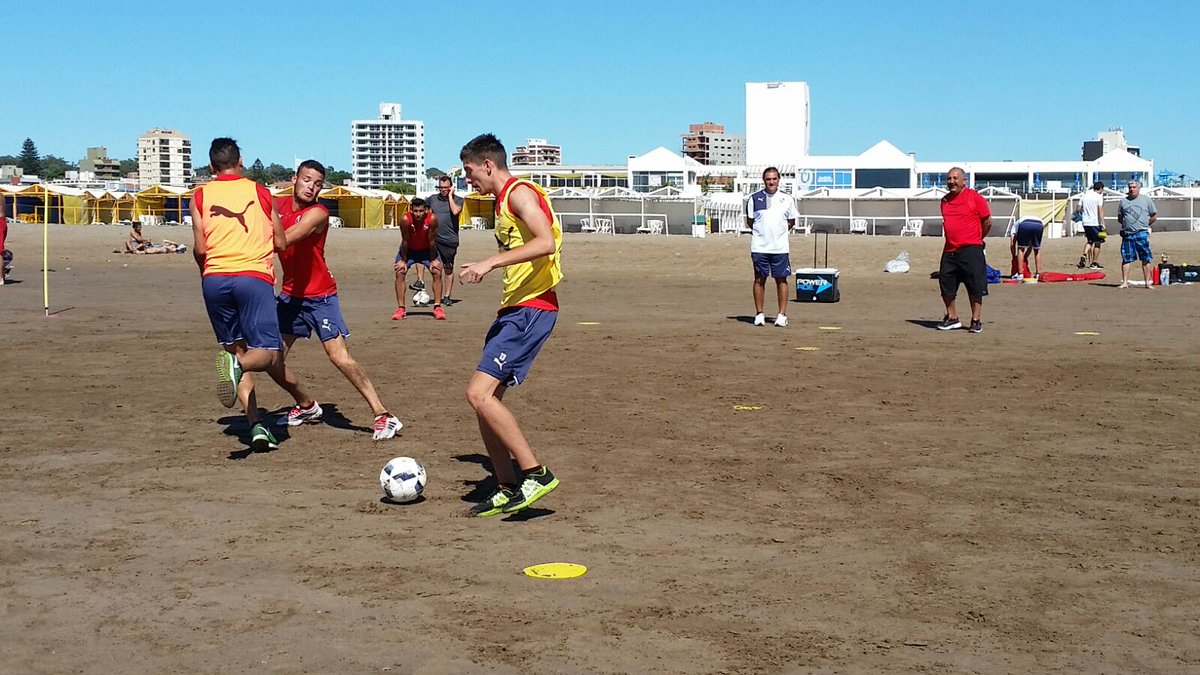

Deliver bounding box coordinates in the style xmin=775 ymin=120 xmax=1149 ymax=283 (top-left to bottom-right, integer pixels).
xmin=6 ymin=1 xmax=1198 ymax=177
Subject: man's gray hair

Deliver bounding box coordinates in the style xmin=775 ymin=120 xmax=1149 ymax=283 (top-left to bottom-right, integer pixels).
xmin=948 ymin=166 xmax=966 ymax=177
xmin=1128 ymin=180 xmax=1141 ymax=188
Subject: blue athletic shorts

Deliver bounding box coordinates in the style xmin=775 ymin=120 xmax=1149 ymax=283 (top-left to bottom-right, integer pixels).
xmin=1120 ymin=230 xmax=1152 ymax=264
xmin=751 ymin=252 xmax=791 ymax=279
xmin=395 ymin=247 xmax=438 ymax=268
xmin=476 ymin=307 xmax=557 ymax=387
xmin=201 ymin=275 xmax=282 ymax=349
xmin=1015 ymin=221 xmax=1044 ymax=249
xmin=277 ymin=292 xmax=350 ymax=342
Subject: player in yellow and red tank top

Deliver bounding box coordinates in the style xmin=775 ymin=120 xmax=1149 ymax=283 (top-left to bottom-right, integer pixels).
xmin=189 ymin=137 xmax=288 ymax=451
xmin=457 ymin=133 xmax=563 ymax=517
xmin=243 ymin=160 xmax=402 ymax=441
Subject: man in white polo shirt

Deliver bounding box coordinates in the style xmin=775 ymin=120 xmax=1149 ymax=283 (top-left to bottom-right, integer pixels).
xmin=745 ymin=166 xmax=798 ymax=326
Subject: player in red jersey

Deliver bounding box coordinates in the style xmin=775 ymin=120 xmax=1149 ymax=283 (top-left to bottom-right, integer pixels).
xmin=255 ymin=160 xmax=402 ymax=440
xmin=392 ymin=198 xmax=446 ymax=320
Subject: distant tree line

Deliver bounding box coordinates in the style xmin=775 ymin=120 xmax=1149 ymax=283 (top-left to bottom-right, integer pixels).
xmin=3 ymin=138 xmax=353 ymax=187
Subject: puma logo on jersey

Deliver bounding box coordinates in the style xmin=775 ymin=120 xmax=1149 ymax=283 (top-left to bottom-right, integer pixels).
xmin=493 ymin=352 xmax=507 ymax=368
xmin=210 ymin=201 xmax=255 ymax=232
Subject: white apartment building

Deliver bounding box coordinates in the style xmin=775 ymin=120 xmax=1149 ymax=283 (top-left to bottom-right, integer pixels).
xmin=511 ymin=138 xmax=562 ymax=166
xmin=138 ymin=129 xmax=192 ymax=188
xmin=745 ymin=81 xmax=810 ymax=167
xmin=351 ymin=103 xmax=425 ymax=188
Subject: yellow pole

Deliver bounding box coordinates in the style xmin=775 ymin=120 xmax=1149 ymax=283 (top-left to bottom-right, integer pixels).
xmin=43 ymin=220 xmax=49 ymax=316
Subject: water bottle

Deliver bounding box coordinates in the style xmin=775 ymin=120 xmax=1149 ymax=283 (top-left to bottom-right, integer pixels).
xmin=898 ymin=250 xmax=910 ymax=262
xmin=1161 ymin=267 xmax=1171 ymax=286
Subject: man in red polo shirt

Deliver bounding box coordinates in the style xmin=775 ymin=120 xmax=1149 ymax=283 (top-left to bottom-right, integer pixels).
xmin=938 ymin=167 xmax=992 ymax=333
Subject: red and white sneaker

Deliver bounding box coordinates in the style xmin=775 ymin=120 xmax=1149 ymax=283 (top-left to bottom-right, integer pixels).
xmin=373 ymin=413 xmax=403 ymax=441
xmin=278 ymin=401 xmax=323 ymax=427
xmin=432 ymin=305 xmax=446 ymax=320
xmin=391 ymin=307 xmax=407 ymax=320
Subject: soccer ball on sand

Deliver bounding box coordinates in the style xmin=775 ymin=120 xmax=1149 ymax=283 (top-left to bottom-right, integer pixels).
xmin=380 ymin=457 xmax=427 ymax=502
xmin=412 ymin=289 xmax=432 ymax=306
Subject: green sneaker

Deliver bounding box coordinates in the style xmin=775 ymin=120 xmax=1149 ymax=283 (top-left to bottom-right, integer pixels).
xmin=468 ymin=487 xmax=521 ymax=517
xmin=250 ymin=423 xmax=278 ymax=451
xmin=215 ymin=351 xmax=242 ymax=408
xmin=502 ymin=467 xmax=559 ymax=514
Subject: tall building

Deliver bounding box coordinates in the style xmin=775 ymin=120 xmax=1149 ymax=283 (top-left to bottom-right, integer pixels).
xmin=1082 ymin=127 xmax=1140 ymax=161
xmin=681 ymin=122 xmax=745 ymax=166
xmin=351 ymin=103 xmax=425 ymax=188
xmin=511 ymin=138 xmax=562 ymax=166
xmin=745 ymin=81 xmax=810 ymax=166
xmin=137 ymin=129 xmax=192 ymax=188
xmin=78 ymin=147 xmax=121 ymax=180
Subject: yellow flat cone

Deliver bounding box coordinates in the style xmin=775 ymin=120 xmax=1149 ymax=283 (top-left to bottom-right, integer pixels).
xmin=733 ymin=405 xmax=763 ymax=411
xmin=795 ymin=346 xmax=821 ymax=351
xmin=819 ymin=326 xmax=842 ymax=331
xmin=1074 ymin=331 xmax=1100 ymax=336
xmin=577 ymin=322 xmax=601 ymax=326
xmin=524 ymin=562 xmax=587 ymax=579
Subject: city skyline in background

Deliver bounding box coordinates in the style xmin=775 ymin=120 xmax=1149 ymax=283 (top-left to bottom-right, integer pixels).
xmin=5 ymin=1 xmax=1198 ymax=178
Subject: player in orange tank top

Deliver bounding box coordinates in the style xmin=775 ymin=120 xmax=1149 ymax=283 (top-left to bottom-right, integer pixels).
xmin=189 ymin=137 xmax=289 ymax=451
xmin=243 ymin=160 xmax=403 ymax=441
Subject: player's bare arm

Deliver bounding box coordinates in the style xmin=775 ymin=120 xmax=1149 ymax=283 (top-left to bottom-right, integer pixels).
xmin=447 ymin=189 xmax=462 ymax=216
xmin=979 ymin=215 xmax=993 ymax=238
xmin=189 ymin=200 xmax=206 ymax=271
xmin=460 ymin=185 xmax=554 ymax=284
xmin=284 ymin=207 xmax=329 ymax=246
xmin=394 ymin=223 xmax=411 ymax=274
xmin=271 ymin=205 xmax=287 ymax=252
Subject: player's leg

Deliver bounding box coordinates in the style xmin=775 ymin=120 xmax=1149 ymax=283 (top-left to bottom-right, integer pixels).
xmin=937 ymin=252 xmax=961 ymax=329
xmin=1139 ymin=235 xmax=1153 ymax=288
xmin=465 ymin=309 xmax=559 ymax=516
xmin=750 ymin=253 xmax=768 ymax=325
xmin=410 ymin=263 xmax=426 ymax=291
xmin=964 ymin=246 xmax=987 ymax=330
xmin=392 ymin=253 xmax=408 ymax=319
xmin=438 ymin=241 xmax=458 ymax=303
xmin=223 ymin=341 xmax=259 ymax=423
xmin=772 ymin=254 xmax=790 ymax=326
xmin=394 ymin=265 xmax=406 ymax=309
xmin=430 ymin=261 xmax=446 ymax=319
xmin=271 ymin=334 xmax=323 ymax=426
xmin=1118 ymin=236 xmax=1133 ymax=287
xmin=1009 ymin=236 xmax=1020 ymax=277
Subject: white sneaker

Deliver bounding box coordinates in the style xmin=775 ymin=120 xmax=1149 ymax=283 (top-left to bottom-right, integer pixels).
xmin=774 ymin=314 xmax=789 ymax=327
xmin=373 ymin=413 xmax=403 ymax=441
xmin=278 ymin=401 xmax=323 ymax=427
xmin=753 ymin=313 xmax=766 ymax=326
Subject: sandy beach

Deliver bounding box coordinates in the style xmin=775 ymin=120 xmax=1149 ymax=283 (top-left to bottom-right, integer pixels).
xmin=2 ymin=224 xmax=1199 ymax=673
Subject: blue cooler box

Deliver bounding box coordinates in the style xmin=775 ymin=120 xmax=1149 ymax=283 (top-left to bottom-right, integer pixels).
xmin=795 ymin=268 xmax=840 ymax=302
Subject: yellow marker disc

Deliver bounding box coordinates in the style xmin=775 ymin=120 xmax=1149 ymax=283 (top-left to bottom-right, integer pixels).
xmin=524 ymin=563 xmax=587 ymax=579
xmin=818 ymin=326 xmax=842 ymax=331
xmin=577 ymin=322 xmax=601 ymax=326
xmin=733 ymin=405 xmax=763 ymax=411
xmin=795 ymin=346 xmax=821 ymax=351
xmin=1075 ymin=331 xmax=1100 ymax=336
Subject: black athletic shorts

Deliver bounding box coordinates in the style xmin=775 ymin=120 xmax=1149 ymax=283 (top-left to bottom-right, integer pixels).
xmin=939 ymin=245 xmax=988 ymax=299
xmin=434 ymin=240 xmax=458 ymax=267
xmin=1014 ymin=221 xmax=1043 ymax=249
xmin=1083 ymin=226 xmax=1104 ymax=244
